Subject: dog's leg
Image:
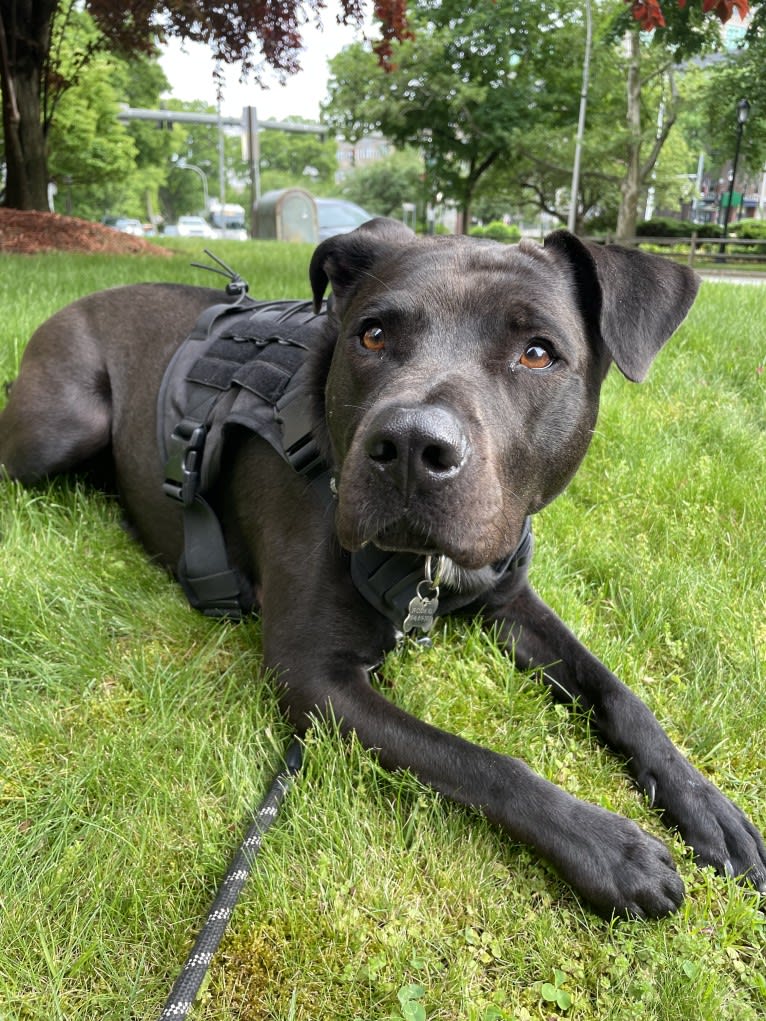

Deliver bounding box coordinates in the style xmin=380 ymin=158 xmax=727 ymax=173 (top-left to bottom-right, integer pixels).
xmin=0 ymin=317 xmax=111 ymax=484
xmin=1 ymin=283 xmax=226 ymax=487
xmin=490 ymin=584 xmax=766 ymax=891
xmin=259 ymin=543 xmax=690 ymax=927
xmin=271 ymin=647 xmax=687 ymax=917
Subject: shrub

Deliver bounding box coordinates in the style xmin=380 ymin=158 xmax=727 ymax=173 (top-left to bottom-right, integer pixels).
xmin=636 ymin=217 xmax=719 ymax=239
xmin=469 ymin=221 xmax=521 ymax=244
xmin=730 ymin=220 xmax=766 ymax=239
xmin=729 ymin=220 xmax=766 ymax=255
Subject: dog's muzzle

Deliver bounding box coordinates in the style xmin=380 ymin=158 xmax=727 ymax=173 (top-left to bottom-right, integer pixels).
xmin=363 ymin=403 xmax=470 ymax=496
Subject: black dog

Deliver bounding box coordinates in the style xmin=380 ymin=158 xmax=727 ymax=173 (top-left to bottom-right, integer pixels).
xmin=2 ymin=219 xmax=764 ymax=918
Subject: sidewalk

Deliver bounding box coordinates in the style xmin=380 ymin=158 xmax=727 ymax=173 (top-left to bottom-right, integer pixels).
xmin=696 ymin=268 xmax=766 ymax=285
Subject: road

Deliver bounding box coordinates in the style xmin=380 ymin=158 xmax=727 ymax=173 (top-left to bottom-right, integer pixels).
xmin=697 ymin=270 xmax=766 ymax=285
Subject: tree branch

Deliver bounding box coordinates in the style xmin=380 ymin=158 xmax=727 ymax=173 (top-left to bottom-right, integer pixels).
xmin=516 ymin=145 xmax=621 ymax=185
xmin=639 ymin=66 xmax=678 ymax=180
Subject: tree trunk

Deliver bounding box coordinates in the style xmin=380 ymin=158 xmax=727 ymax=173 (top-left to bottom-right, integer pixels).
xmin=616 ymin=28 xmax=641 ymax=242
xmin=0 ymin=1 xmax=56 ymax=210
xmin=460 ymin=193 xmax=472 ymax=235
xmin=458 ymin=150 xmax=501 ymax=234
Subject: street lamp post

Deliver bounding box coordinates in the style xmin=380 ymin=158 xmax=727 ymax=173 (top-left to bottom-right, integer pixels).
xmin=174 ymin=158 xmax=209 ymax=212
xmin=719 ymin=98 xmax=750 ymax=257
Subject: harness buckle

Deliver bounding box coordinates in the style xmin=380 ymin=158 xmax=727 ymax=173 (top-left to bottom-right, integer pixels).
xmin=276 ymin=392 xmax=325 ymax=479
xmin=163 ymin=418 xmax=207 ymax=505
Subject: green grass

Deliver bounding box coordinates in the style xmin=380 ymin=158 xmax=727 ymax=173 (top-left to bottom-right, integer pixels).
xmin=1 ymin=245 xmax=765 ymax=1020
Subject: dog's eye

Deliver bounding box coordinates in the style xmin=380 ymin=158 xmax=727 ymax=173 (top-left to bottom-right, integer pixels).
xmin=519 ymin=342 xmax=554 ymax=370
xmin=360 ymin=325 xmax=385 ymax=352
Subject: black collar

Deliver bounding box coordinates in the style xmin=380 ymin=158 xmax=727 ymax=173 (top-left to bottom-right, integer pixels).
xmin=348 ymin=512 xmax=532 ymax=634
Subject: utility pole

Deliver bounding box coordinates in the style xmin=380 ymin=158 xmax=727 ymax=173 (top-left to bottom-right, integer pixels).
xmin=568 ymin=0 xmax=592 ymax=234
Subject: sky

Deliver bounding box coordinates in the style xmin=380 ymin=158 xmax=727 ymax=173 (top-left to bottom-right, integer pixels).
xmin=158 ymin=5 xmax=370 ymax=123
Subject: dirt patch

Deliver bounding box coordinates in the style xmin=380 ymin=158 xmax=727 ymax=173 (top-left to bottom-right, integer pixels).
xmin=0 ymin=208 xmax=173 ymax=256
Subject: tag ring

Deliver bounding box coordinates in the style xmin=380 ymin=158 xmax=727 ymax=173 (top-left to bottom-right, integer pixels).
xmin=424 ymin=554 xmax=447 ymax=588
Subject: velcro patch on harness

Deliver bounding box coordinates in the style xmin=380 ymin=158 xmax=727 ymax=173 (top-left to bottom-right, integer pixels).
xmin=160 ymin=298 xmax=326 ymax=488
xmin=186 ymin=315 xmax=311 ymax=393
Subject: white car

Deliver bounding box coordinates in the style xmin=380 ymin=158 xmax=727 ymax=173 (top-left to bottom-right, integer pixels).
xmin=102 ymin=216 xmax=145 ymax=237
xmin=165 ymin=215 xmax=215 ymax=238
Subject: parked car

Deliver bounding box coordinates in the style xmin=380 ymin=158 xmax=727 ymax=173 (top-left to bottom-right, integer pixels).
xmin=209 ymin=202 xmax=248 ymax=240
xmin=102 ymin=216 xmax=144 ymax=237
xmin=164 ymin=215 xmax=215 ymax=239
xmin=315 ymin=198 xmax=374 ymax=240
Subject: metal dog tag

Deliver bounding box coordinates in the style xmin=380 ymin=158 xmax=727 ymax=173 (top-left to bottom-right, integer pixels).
xmin=403 ymin=556 xmax=443 ymax=635
xmin=403 ymin=590 xmax=439 ymax=634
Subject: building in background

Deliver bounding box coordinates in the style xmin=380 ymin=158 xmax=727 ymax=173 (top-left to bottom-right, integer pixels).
xmin=335 ymin=135 xmax=390 ymax=183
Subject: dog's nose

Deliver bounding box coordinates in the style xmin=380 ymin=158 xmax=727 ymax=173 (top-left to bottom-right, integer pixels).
xmin=364 ymin=405 xmax=469 ymax=491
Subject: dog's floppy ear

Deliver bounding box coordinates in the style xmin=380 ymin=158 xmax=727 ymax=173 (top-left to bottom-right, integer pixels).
xmin=310 ymin=217 xmax=416 ymax=313
xmin=543 ymin=230 xmax=700 ymax=382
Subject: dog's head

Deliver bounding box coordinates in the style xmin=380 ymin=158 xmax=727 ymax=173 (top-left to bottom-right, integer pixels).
xmin=309 ymin=219 xmax=699 ymax=571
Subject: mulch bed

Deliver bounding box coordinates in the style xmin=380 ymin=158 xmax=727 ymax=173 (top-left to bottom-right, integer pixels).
xmin=0 ymin=208 xmax=173 ymax=256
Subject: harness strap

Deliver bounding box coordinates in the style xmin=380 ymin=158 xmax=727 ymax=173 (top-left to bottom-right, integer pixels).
xmin=275 ymin=379 xmax=326 ymax=479
xmin=177 ymin=497 xmax=243 ymax=617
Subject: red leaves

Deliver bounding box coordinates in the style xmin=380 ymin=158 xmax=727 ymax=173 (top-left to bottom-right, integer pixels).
xmin=371 ymin=0 xmax=413 ymax=66
xmin=83 ymin=0 xmax=414 ymax=76
xmin=626 ymin=0 xmax=749 ymax=30
xmin=701 ymin=0 xmax=750 ymax=22
xmin=629 ymin=0 xmax=667 ymax=29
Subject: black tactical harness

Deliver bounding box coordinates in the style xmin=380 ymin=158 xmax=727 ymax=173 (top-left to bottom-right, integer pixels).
xmin=158 ymin=293 xmax=532 ymax=630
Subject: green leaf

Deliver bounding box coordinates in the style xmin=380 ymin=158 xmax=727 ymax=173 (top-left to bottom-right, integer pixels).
xmin=401 ymin=1002 xmax=426 ymax=1021
xmin=482 ymin=1008 xmax=504 ymax=1020
xmin=682 ymin=960 xmax=700 ymax=981
xmin=556 ymin=989 xmax=573 ymax=1010
xmin=540 ymin=982 xmax=559 ymax=1002
xmin=397 ymin=984 xmax=425 ymax=1005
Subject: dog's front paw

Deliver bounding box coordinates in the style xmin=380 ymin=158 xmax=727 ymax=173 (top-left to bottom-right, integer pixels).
xmin=543 ymin=799 xmax=685 ymax=919
xmin=637 ymin=761 xmax=766 ymax=892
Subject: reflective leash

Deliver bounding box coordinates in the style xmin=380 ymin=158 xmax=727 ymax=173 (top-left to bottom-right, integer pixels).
xmin=158 ymin=738 xmax=303 ymax=1019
